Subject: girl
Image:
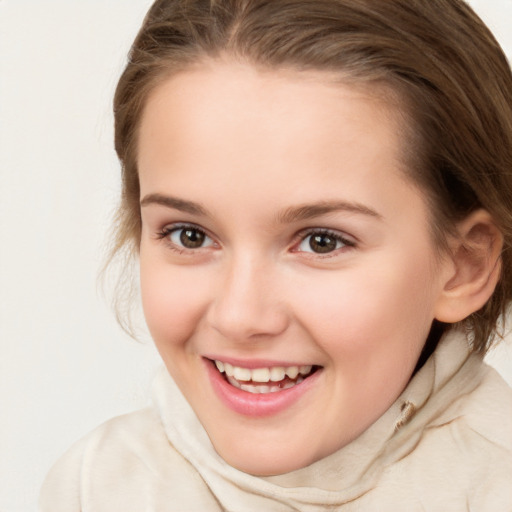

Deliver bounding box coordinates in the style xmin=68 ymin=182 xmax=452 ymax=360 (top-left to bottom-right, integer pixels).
xmin=40 ymin=0 xmax=512 ymax=510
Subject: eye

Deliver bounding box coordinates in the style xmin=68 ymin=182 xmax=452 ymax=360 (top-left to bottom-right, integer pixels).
xmin=162 ymin=225 xmax=215 ymax=250
xmin=297 ymin=230 xmax=353 ymax=254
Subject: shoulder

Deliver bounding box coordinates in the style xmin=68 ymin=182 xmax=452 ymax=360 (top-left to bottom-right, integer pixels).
xmin=39 ymin=408 xmax=217 ymax=512
xmin=393 ymin=363 xmax=512 ymax=509
xmin=39 ymin=408 xmax=158 ymax=511
xmin=430 ymin=361 xmax=512 ymax=469
xmin=44 ymin=407 xmax=166 ymax=469
xmin=444 ymin=362 xmax=512 ymax=452
xmin=452 ymin=363 xmax=512 ymax=507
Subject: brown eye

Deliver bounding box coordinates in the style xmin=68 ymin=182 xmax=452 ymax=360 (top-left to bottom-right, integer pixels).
xmin=167 ymin=226 xmax=213 ymax=249
xmin=180 ymin=228 xmax=205 ymax=248
xmin=309 ymin=233 xmax=338 ymax=253
xmin=297 ymin=230 xmax=353 ymax=255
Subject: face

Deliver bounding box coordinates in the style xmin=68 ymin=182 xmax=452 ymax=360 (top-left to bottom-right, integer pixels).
xmin=137 ymin=61 xmax=453 ymax=475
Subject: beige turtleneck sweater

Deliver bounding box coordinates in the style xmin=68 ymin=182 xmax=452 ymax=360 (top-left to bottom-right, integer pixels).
xmin=39 ymin=331 xmax=512 ymax=511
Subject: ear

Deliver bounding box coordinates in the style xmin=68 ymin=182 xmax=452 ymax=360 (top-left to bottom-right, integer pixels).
xmin=434 ymin=209 xmax=503 ymax=323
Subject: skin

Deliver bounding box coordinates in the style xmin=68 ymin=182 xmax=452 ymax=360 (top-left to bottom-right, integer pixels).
xmin=136 ymin=61 xmax=458 ymax=475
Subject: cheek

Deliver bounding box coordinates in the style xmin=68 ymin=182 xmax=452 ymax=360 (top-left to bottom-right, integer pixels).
xmin=294 ymin=260 xmax=438 ymax=429
xmin=293 ymin=254 xmax=438 ymax=362
xmin=139 ymin=259 xmax=210 ymax=349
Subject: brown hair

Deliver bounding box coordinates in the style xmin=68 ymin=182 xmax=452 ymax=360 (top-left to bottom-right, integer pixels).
xmin=111 ymin=0 xmax=512 ymax=352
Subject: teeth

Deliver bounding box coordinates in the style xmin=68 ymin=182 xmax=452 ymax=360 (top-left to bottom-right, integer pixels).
xmin=227 ymin=376 xmax=286 ymax=394
xmin=270 ymin=367 xmax=285 ymax=382
xmin=215 ymin=360 xmax=315 ymax=389
xmin=285 ymin=366 xmax=299 ymax=379
xmin=226 ymin=375 xmax=241 ymax=389
xmin=241 ymin=384 xmax=271 ymax=394
xmin=251 ymin=368 xmax=270 ymax=382
xmin=224 ymin=362 xmax=234 ymax=377
xmin=233 ymin=366 xmax=251 ymax=381
xmin=299 ymin=365 xmax=312 ymax=375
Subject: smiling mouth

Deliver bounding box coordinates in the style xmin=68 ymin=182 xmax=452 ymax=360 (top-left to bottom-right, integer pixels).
xmin=212 ymin=360 xmax=319 ymax=394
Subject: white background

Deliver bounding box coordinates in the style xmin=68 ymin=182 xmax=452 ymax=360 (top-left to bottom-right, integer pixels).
xmin=1 ymin=1 xmax=512 ymax=511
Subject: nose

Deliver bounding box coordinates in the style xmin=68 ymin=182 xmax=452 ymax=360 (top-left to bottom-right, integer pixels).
xmin=206 ymin=253 xmax=289 ymax=341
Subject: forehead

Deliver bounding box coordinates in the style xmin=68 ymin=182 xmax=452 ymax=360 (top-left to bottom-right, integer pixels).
xmin=137 ymin=61 xmax=426 ymax=225
xmin=141 ymin=60 xmax=403 ymax=123
xmin=139 ymin=62 xmax=406 ymax=170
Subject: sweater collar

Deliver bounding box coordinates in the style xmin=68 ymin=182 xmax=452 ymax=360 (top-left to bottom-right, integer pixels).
xmin=152 ymin=330 xmax=478 ymax=509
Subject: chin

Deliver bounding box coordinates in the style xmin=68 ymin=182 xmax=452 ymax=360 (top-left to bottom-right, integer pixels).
xmin=212 ymin=438 xmax=320 ymax=476
xmin=225 ymin=455 xmax=306 ymax=477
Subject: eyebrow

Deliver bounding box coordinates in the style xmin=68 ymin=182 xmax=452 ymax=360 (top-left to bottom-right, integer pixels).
xmin=140 ymin=193 xmax=381 ymax=223
xmin=140 ymin=193 xmax=209 ymax=216
xmin=276 ymin=201 xmax=382 ymax=224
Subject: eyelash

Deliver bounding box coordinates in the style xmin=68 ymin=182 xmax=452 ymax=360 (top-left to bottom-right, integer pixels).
xmin=293 ymin=228 xmax=356 ymax=257
xmin=156 ymin=224 xmax=214 ymax=254
xmin=155 ymin=224 xmax=356 ymax=257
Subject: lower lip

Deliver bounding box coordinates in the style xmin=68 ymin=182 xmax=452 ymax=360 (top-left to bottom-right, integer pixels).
xmin=205 ymin=359 xmax=321 ymax=417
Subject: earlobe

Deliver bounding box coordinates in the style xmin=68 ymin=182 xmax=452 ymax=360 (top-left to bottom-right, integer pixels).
xmin=434 ymin=209 xmax=503 ymax=324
